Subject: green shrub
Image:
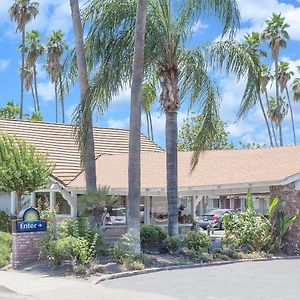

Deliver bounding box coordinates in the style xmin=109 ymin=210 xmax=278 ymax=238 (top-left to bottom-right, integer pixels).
xmin=0 ymin=231 xmax=12 ymax=268
xmin=112 ymin=231 xmax=137 ymax=261
xmin=161 ymin=236 xmax=181 ymax=254
xmin=222 ymin=210 xmax=272 ymax=252
xmin=183 ymin=231 xmax=211 ymax=254
xmin=48 ymin=236 xmax=90 ymax=267
xmin=0 ymin=211 xmax=16 ymax=233
xmin=140 ymin=225 xmax=167 ymax=248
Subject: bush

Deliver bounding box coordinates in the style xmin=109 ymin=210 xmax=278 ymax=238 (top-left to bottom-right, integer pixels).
xmin=140 ymin=225 xmax=167 ymax=248
xmin=0 ymin=231 xmax=12 ymax=268
xmin=161 ymin=236 xmax=181 ymax=254
xmin=222 ymin=210 xmax=272 ymax=252
xmin=183 ymin=231 xmax=211 ymax=254
xmin=0 ymin=211 xmax=16 ymax=233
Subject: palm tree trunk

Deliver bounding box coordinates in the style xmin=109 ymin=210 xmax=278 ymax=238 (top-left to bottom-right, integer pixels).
xmin=59 ymin=74 xmax=65 ymax=124
xmin=275 ymin=60 xmax=283 ymax=146
xmin=30 ymin=84 xmax=37 ymax=112
xmin=128 ymin=0 xmax=148 ymax=254
xmin=20 ymin=29 xmax=25 ymax=119
xmin=286 ymin=87 xmax=296 ymax=145
xmin=161 ymin=68 xmax=180 ymax=236
xmin=258 ymin=94 xmax=273 ymax=147
xmin=149 ymin=111 xmax=154 ymax=141
xmin=70 ymin=0 xmax=97 ymax=190
xmin=33 ymin=65 xmax=40 ymax=111
xmin=55 ymin=84 xmax=58 ymax=123
xmin=265 ymin=90 xmax=278 ymax=147
xmin=146 ymin=112 xmax=150 ymax=138
xmin=166 ymin=110 xmax=179 ymax=236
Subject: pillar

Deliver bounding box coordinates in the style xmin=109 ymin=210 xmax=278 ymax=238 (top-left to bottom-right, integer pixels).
xmin=70 ymin=191 xmax=78 ymax=218
xmin=230 ymin=197 xmax=234 ymax=210
xmin=144 ymin=196 xmax=151 ymax=224
xmin=30 ymin=192 xmax=36 ymax=208
xmin=11 ymin=191 xmax=16 ymax=215
xmin=50 ymin=191 xmax=56 ymax=210
xmin=191 ymin=196 xmax=196 ymax=221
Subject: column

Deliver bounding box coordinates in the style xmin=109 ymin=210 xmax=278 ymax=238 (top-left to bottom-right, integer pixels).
xmin=50 ymin=191 xmax=56 ymax=210
xmin=10 ymin=191 xmax=16 ymax=215
xmin=230 ymin=197 xmax=234 ymax=210
xmin=30 ymin=192 xmax=36 ymax=208
xmin=144 ymin=196 xmax=151 ymax=224
xmin=191 ymin=196 xmax=196 ymax=221
xmin=70 ymin=191 xmax=78 ymax=218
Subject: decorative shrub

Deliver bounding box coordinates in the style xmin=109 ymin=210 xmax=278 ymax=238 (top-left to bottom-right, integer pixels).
xmin=183 ymin=231 xmax=211 ymax=254
xmin=140 ymin=224 xmax=167 ymax=248
xmin=161 ymin=236 xmax=181 ymax=254
xmin=222 ymin=210 xmax=272 ymax=252
xmin=0 ymin=231 xmax=12 ymax=268
xmin=0 ymin=211 xmax=16 ymax=233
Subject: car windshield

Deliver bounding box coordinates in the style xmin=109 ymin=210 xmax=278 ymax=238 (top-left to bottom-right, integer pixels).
xmin=110 ymin=209 xmax=125 ymax=217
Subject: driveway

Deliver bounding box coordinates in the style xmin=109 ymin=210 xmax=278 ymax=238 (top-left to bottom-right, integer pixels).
xmin=0 ymin=259 xmax=299 ymax=300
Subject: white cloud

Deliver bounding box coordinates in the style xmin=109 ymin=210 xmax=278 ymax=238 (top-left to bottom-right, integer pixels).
xmin=112 ymin=88 xmax=131 ymax=104
xmin=0 ymin=59 xmax=11 ymax=72
xmin=37 ymin=81 xmax=55 ymax=101
xmin=107 ymin=117 xmax=130 ymax=129
xmin=66 ymin=103 xmax=77 ymax=122
xmin=191 ymin=21 xmax=208 ymax=33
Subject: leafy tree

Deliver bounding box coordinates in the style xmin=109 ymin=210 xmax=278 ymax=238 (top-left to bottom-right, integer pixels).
xmin=45 ymin=30 xmax=68 ymax=123
xmin=178 ymin=114 xmax=235 ymax=151
xmin=261 ymin=13 xmax=290 ymax=146
xmin=69 ymin=0 xmax=97 ymax=190
xmin=9 ymin=0 xmax=39 ymax=119
xmin=76 ymin=0 xmax=258 ymax=236
xmin=0 ymin=101 xmax=20 ymax=119
xmin=0 ymin=133 xmax=53 ymax=213
xmin=127 ymin=0 xmax=148 ymax=253
xmin=239 ymin=142 xmax=267 ymax=149
xmin=27 ymin=111 xmax=43 ymax=121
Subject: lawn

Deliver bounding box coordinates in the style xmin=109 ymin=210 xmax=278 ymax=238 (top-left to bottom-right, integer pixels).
xmin=0 ymin=231 xmax=12 ymax=268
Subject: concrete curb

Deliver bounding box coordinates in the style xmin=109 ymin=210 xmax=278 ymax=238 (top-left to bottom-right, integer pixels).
xmin=94 ymin=255 xmax=300 ymax=284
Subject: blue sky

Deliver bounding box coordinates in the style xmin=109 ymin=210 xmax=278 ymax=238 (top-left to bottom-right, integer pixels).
xmin=0 ymin=0 xmax=300 ymax=148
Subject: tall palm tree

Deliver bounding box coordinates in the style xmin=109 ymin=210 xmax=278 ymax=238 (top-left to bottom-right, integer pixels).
xmin=243 ymin=32 xmax=273 ymax=147
xmin=45 ymin=30 xmax=67 ymax=123
xmin=76 ymin=0 xmax=259 ymax=236
xmin=25 ymin=30 xmax=44 ymax=112
xmin=292 ymin=67 xmax=300 ymax=102
xmin=260 ymin=64 xmax=278 ymax=146
xmin=261 ymin=13 xmax=290 ymax=146
xmin=22 ymin=65 xmax=36 ymax=110
xmin=9 ymin=0 xmax=39 ymax=119
xmin=69 ymin=0 xmax=97 ymax=190
xmin=128 ymin=0 xmax=148 ymax=253
xmin=267 ymin=96 xmax=288 ymax=129
xmin=277 ymin=61 xmax=296 ymax=145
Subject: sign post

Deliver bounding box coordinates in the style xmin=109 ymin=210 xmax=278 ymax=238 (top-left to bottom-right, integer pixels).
xmin=12 ymin=208 xmax=47 ymax=269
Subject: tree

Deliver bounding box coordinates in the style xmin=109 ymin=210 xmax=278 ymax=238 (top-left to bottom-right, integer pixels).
xmin=0 ymin=101 xmax=20 ymax=119
xmin=79 ymin=0 xmax=258 ymax=236
xmin=261 ymin=13 xmax=290 ymax=146
xmin=267 ymin=96 xmax=288 ymax=129
xmin=70 ymin=0 xmax=97 ymax=190
xmin=178 ymin=114 xmax=235 ymax=151
xmin=24 ymin=30 xmax=44 ymax=112
xmin=292 ymin=67 xmax=300 ymax=102
xmin=0 ymin=133 xmax=52 ymax=213
xmin=243 ymin=32 xmax=274 ymax=147
xmin=128 ymin=0 xmax=148 ymax=253
xmin=45 ymin=30 xmax=68 ymax=123
xmin=9 ymin=0 xmax=39 ymax=119
xmin=277 ymin=61 xmax=296 ymax=145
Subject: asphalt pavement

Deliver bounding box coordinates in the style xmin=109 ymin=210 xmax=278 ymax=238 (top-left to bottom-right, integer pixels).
xmin=0 ymin=259 xmax=299 ymax=300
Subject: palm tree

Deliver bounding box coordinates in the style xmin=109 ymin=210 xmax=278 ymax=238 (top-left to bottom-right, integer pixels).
xmin=292 ymin=67 xmax=300 ymax=102
xmin=261 ymin=13 xmax=290 ymax=146
xmin=22 ymin=66 xmax=36 ymax=110
xmin=9 ymin=0 xmax=39 ymax=119
xmin=45 ymin=30 xmax=67 ymax=123
xmin=267 ymin=96 xmax=288 ymax=129
xmin=277 ymin=61 xmax=296 ymax=145
xmin=243 ymin=32 xmax=273 ymax=147
xmin=77 ymin=0 xmax=259 ymax=236
xmin=69 ymin=0 xmax=97 ymax=190
xmin=128 ymin=0 xmax=148 ymax=253
xmin=260 ymin=64 xmax=278 ymax=146
xmin=24 ymin=30 xmax=44 ymax=112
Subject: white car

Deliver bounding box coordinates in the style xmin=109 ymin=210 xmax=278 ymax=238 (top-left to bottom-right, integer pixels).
xmin=105 ymin=208 xmax=126 ymax=225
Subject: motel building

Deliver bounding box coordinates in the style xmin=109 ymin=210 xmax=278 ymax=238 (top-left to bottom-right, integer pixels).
xmin=0 ymin=119 xmax=300 ymax=253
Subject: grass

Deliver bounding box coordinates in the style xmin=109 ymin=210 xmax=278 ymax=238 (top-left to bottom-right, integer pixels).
xmin=0 ymin=231 xmax=12 ymax=268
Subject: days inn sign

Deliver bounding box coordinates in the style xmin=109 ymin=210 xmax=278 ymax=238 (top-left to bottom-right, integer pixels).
xmin=16 ymin=208 xmax=47 ymax=233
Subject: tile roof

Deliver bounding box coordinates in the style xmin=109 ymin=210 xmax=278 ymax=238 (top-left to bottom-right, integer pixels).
xmin=69 ymin=145 xmax=300 ymax=190
xmin=0 ymin=119 xmax=164 ymax=184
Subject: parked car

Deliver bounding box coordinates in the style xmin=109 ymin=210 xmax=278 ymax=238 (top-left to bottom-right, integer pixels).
xmin=198 ymin=209 xmax=234 ymax=230
xmin=105 ymin=207 xmax=126 ymax=225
